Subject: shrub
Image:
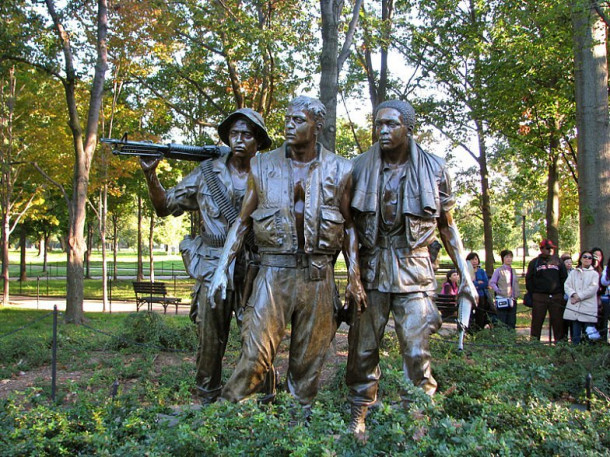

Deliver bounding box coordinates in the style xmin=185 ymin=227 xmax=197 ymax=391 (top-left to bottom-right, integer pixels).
xmin=0 ymin=334 xmax=49 ymax=376
xmin=106 ymin=312 xmax=197 ymax=352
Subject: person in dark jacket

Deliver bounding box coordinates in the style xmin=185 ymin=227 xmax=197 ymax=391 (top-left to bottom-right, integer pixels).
xmin=466 ymin=252 xmax=491 ymax=330
xmin=526 ymin=239 xmax=568 ymax=342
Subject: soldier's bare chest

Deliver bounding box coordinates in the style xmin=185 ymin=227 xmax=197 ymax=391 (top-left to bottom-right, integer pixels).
xmin=381 ymin=163 xmax=405 ymax=225
xmin=292 ymin=160 xmax=313 ymax=209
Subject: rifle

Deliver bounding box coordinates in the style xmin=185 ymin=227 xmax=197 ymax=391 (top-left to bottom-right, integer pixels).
xmin=100 ymin=134 xmax=230 ymax=162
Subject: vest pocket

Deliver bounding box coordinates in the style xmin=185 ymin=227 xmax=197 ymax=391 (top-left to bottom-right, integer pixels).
xmin=407 ymin=216 xmax=436 ymax=248
xmin=318 ymin=205 xmax=345 ymax=250
xmin=251 ymin=207 xmax=282 ymax=247
xmin=308 ymin=255 xmax=330 ymax=281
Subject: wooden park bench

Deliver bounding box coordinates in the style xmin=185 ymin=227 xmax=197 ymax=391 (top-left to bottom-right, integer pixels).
xmin=437 ymin=262 xmax=456 ymax=274
xmin=435 ymin=293 xmax=458 ymax=321
xmin=132 ymin=281 xmax=184 ymax=314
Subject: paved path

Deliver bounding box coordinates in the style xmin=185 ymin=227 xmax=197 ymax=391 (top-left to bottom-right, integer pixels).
xmin=3 ymin=295 xmax=190 ymax=315
xmin=4 ymin=295 xmax=553 ymax=342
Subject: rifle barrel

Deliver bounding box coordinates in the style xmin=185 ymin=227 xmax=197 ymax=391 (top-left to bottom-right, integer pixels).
xmin=100 ymin=138 xmax=229 ymax=162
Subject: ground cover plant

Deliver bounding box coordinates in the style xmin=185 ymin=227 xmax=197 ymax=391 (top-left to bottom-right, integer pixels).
xmin=0 ymin=309 xmax=609 ymax=455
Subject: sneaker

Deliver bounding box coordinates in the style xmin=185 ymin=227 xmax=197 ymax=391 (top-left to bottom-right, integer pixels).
xmin=586 ymin=326 xmax=601 ymax=341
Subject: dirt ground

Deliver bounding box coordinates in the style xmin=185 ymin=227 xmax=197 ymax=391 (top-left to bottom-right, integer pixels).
xmin=0 ymin=323 xmax=352 ymax=402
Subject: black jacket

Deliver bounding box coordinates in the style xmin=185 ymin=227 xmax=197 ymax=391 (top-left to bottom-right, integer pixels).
xmin=525 ymin=254 xmax=568 ymax=295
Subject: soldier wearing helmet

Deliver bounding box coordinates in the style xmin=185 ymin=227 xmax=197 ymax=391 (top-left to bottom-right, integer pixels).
xmin=140 ymin=108 xmax=276 ymax=404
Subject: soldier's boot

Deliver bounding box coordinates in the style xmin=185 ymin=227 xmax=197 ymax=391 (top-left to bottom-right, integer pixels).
xmin=348 ymin=404 xmax=368 ymax=437
xmin=196 ymin=385 xmax=222 ymax=405
xmin=259 ymin=367 xmax=279 ymax=405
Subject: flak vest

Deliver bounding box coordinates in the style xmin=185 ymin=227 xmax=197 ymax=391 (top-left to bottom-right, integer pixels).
xmin=250 ymin=143 xmax=352 ymax=255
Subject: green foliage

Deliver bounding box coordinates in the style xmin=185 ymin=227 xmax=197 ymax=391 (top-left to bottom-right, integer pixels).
xmin=1 ymin=310 xmax=610 ymax=455
xmin=0 ymin=334 xmax=49 ymax=377
xmin=335 ymin=117 xmax=372 ymax=159
xmin=107 ymin=312 xmax=197 ymax=352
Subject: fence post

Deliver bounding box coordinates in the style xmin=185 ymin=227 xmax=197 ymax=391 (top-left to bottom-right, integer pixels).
xmin=111 ymin=379 xmax=119 ymax=400
xmin=46 ymin=271 xmax=49 ymax=296
xmin=51 ymin=305 xmax=58 ymax=402
xmin=36 ymin=277 xmax=40 ymax=309
xmin=108 ymin=273 xmax=112 ymax=314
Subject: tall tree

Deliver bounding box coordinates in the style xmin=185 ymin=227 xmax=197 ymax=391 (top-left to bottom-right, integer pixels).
xmin=3 ymin=0 xmax=109 ymax=320
xmin=0 ymin=66 xmax=47 ymax=304
xmin=572 ymin=0 xmax=610 ymax=254
xmin=398 ymin=0 xmax=497 ymax=274
xmin=46 ymin=0 xmax=108 ymax=323
xmin=487 ymin=0 xmax=577 ymax=250
xmin=319 ymin=0 xmax=363 ymax=150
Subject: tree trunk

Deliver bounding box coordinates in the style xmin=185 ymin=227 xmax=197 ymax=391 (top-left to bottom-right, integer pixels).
xmin=19 ymin=224 xmax=26 ymax=282
xmin=100 ymin=190 xmax=108 ymax=312
xmin=475 ymin=120 xmax=494 ymax=276
xmin=1 ymin=189 xmax=8 ymax=305
xmin=359 ymin=0 xmax=391 ymax=141
xmin=0 ymin=66 xmax=16 ymax=305
xmin=573 ymin=1 xmax=610 ymax=255
xmin=1 ymin=209 xmax=8 ymax=304
xmin=546 ymin=133 xmax=561 ymax=248
xmin=319 ymin=0 xmax=343 ymax=151
xmin=46 ymin=0 xmax=108 ymax=324
xmin=43 ymin=232 xmax=49 ymax=272
xmin=112 ymin=214 xmax=118 ymax=280
xmin=149 ymin=211 xmax=155 ymax=282
xmin=85 ymin=221 xmax=92 ymax=279
xmin=319 ymin=0 xmax=363 ymax=151
xmin=137 ymin=194 xmax=144 ymax=281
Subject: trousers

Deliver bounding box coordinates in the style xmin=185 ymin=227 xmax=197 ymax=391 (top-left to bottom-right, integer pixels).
xmin=193 ymin=283 xmax=241 ymax=402
xmin=221 ymin=260 xmax=336 ymax=405
xmin=346 ymin=290 xmax=442 ymax=406
xmin=530 ymin=292 xmax=565 ymax=341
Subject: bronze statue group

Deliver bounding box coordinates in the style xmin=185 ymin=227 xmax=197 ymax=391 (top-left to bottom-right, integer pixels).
xmin=141 ymin=96 xmax=478 ymax=439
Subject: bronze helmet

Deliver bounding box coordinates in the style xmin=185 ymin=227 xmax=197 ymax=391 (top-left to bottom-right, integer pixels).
xmin=217 ymin=108 xmax=272 ymax=151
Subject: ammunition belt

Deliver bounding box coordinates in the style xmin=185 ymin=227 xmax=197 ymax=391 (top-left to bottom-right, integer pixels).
xmin=201 ymin=160 xmax=256 ymax=250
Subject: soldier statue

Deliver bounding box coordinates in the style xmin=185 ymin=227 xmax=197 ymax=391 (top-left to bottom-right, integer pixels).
xmin=209 ymin=96 xmax=367 ymax=416
xmin=346 ymin=100 xmax=477 ymax=436
xmin=140 ymin=108 xmax=276 ymax=404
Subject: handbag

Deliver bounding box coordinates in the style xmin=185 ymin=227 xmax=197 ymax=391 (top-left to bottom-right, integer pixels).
xmin=523 ymin=291 xmax=533 ymax=308
xmin=495 ymin=297 xmax=512 ymax=309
